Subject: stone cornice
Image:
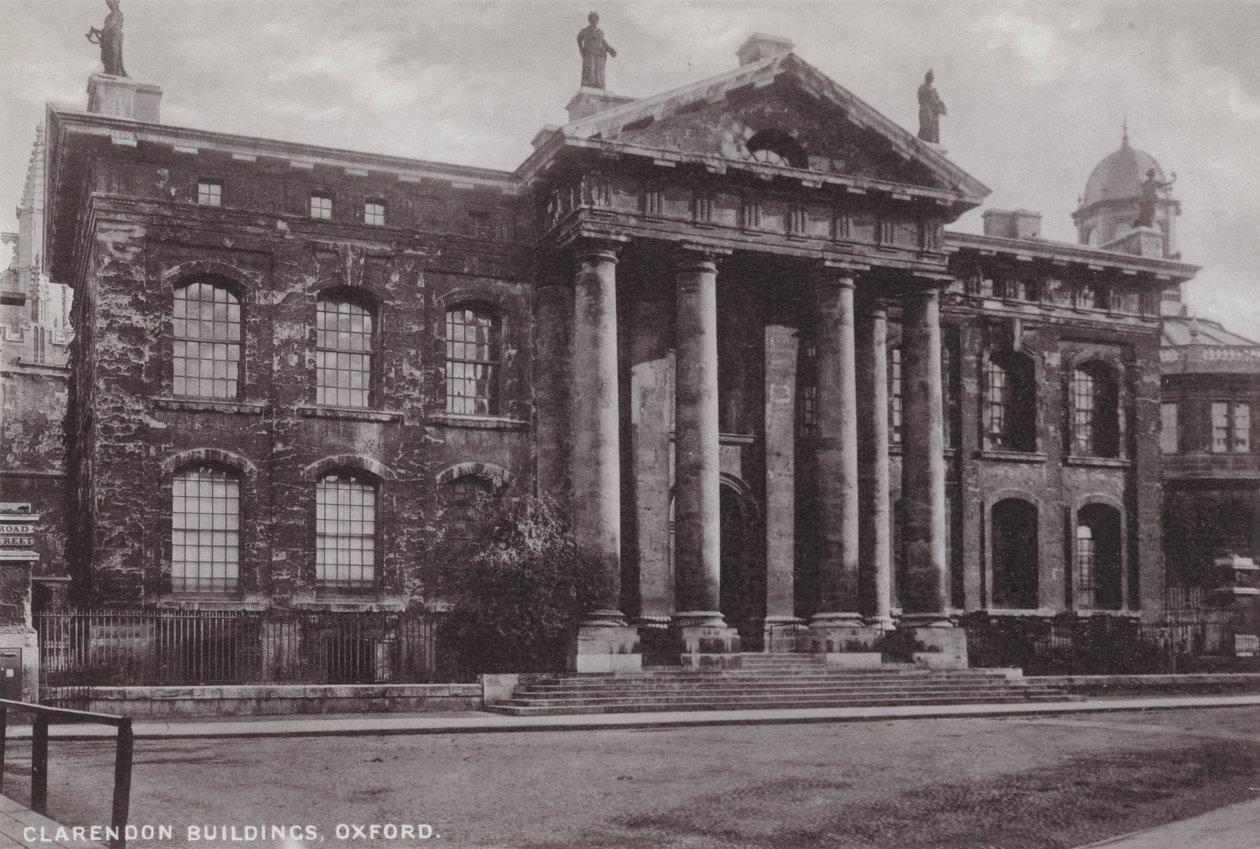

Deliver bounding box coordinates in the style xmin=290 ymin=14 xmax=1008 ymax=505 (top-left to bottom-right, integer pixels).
xmin=944 ymin=230 xmax=1198 ymax=283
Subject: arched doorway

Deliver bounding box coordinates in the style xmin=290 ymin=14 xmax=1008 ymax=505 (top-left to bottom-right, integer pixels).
xmin=719 ymin=478 xmax=764 ymax=651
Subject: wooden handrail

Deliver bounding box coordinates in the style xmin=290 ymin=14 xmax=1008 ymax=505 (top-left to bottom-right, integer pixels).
xmin=0 ymin=699 xmax=133 ymax=849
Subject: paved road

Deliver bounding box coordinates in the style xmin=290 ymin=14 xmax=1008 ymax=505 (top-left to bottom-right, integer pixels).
xmin=3 ymin=706 xmax=1259 ymax=849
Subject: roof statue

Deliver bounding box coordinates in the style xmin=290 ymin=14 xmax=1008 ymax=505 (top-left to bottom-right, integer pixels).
xmin=577 ymin=12 xmax=616 ymax=90
xmin=1135 ymin=168 xmax=1176 ymax=228
xmin=917 ymin=69 xmax=946 ymax=143
xmin=86 ymin=0 xmax=127 ymax=77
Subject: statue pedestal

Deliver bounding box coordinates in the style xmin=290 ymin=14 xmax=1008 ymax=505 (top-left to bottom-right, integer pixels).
xmin=566 ymin=87 xmax=636 ymax=122
xmin=87 ymin=73 xmax=162 ymax=122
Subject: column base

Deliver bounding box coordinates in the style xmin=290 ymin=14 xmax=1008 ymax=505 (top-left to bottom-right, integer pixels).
xmin=635 ymin=615 xmax=675 ymax=667
xmin=896 ymin=620 xmax=969 ymax=669
xmin=809 ymin=618 xmax=884 ymax=667
xmin=763 ymin=616 xmax=811 ymax=653
xmin=568 ymin=623 xmax=642 ymax=674
xmin=672 ymin=616 xmax=742 ymax=669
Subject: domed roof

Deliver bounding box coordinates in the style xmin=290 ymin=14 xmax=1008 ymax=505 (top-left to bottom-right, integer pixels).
xmin=1082 ymin=132 xmax=1166 ymax=207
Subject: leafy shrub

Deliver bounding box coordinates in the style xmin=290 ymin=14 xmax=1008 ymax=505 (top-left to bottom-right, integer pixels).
xmin=429 ymin=495 xmax=609 ymax=675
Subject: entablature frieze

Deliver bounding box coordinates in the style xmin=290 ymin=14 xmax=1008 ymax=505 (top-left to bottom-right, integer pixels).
xmin=534 ymin=162 xmax=952 ymax=274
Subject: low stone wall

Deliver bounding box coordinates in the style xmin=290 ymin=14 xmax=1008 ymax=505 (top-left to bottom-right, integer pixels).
xmin=1035 ymin=672 xmax=1260 ymax=698
xmin=78 ymin=683 xmax=483 ymax=718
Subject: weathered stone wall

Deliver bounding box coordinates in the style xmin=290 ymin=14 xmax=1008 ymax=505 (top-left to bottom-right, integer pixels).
xmin=64 ymin=143 xmax=533 ymax=607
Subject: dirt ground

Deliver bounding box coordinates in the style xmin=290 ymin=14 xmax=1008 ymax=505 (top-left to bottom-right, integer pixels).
xmin=4 ymin=706 xmax=1260 ymax=849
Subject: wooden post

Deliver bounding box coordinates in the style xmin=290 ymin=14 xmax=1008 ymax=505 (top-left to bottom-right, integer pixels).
xmin=110 ymin=720 xmax=134 ymax=849
xmin=31 ymin=713 xmax=48 ymax=814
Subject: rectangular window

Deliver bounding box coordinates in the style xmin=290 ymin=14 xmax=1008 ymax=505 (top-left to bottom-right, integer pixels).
xmin=799 ymin=385 xmax=817 ymax=439
xmin=197 ymin=180 xmax=222 ymax=207
xmin=445 ymin=307 xmax=500 ymax=415
xmin=364 ymin=200 xmax=386 ymax=226
xmin=172 ymin=467 xmax=240 ymax=594
xmin=1160 ymin=402 xmax=1179 ymax=454
xmin=173 ymin=282 xmax=242 ymax=399
xmin=310 ymin=193 xmax=333 ymax=219
xmin=1073 ymin=369 xmax=1096 ymax=454
xmin=1212 ymin=402 xmax=1230 ymax=453
xmin=1214 ymin=401 xmax=1252 ymax=453
xmin=316 ymin=299 xmax=374 ymax=408
xmin=889 ymin=347 xmax=902 ymax=444
xmin=469 ymin=211 xmax=492 ymax=239
xmin=986 ymin=360 xmax=1007 ymax=445
xmin=316 ymin=475 xmax=376 ymax=590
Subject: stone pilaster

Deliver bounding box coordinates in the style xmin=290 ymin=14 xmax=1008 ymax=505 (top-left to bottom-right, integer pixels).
xmin=568 ymin=242 xmax=639 ymax=672
xmin=899 ymin=285 xmax=966 ymax=667
xmin=764 ymin=320 xmax=805 ymax=651
xmin=672 ymin=248 xmax=739 ymax=664
xmin=857 ymin=301 xmax=893 ymax=631
xmin=535 ymin=282 xmax=572 ymax=513
xmin=629 ymin=298 xmax=673 ymax=629
xmin=810 ymin=272 xmax=878 ymax=661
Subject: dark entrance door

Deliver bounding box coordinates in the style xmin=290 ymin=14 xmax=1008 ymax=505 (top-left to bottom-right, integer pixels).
xmin=719 ymin=484 xmax=764 ymax=651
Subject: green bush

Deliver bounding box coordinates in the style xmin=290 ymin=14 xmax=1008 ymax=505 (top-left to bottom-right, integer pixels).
xmin=429 ymin=495 xmax=609 ymax=675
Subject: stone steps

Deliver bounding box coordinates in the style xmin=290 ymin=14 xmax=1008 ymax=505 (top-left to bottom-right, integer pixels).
xmin=484 ymin=658 xmax=1074 ymax=716
xmin=495 ymin=689 xmax=1065 ymax=708
xmin=509 ymin=684 xmax=1063 ymax=700
xmin=487 ymin=694 xmax=1068 ymax=717
xmin=527 ymin=673 xmax=1022 ymax=689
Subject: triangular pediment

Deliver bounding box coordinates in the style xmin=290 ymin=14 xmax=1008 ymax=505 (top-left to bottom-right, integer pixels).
xmin=555 ymin=52 xmax=989 ymax=203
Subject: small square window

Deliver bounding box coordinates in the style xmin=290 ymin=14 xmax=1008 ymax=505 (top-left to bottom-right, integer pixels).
xmin=470 ymin=211 xmax=492 ymax=239
xmin=364 ymin=201 xmax=386 ymax=226
xmin=310 ymin=193 xmax=333 ymax=220
xmin=197 ymin=180 xmax=222 ymax=207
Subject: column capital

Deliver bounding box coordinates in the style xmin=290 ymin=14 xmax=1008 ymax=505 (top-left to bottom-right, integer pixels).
xmin=860 ymin=297 xmax=891 ymax=318
xmin=675 ymin=243 xmax=730 ymax=271
xmin=573 ymin=238 xmax=624 ymax=266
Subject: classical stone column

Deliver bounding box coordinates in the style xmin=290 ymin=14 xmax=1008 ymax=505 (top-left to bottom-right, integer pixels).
xmin=764 ymin=319 xmax=804 ymax=650
xmin=672 ymin=247 xmax=739 ymax=662
xmin=811 ymin=273 xmax=863 ymax=641
xmin=900 ymin=284 xmax=967 ymax=667
xmin=857 ymin=301 xmax=893 ymax=631
xmin=569 ymin=241 xmax=640 ymax=672
xmin=630 ymin=298 xmax=673 ymax=630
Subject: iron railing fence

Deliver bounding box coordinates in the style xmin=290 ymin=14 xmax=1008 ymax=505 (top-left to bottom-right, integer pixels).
xmin=962 ymin=611 xmax=1237 ymax=675
xmin=35 ymin=609 xmax=444 ymax=705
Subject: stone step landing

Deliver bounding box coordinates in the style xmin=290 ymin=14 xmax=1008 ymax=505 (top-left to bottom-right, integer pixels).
xmin=485 ymin=655 xmax=1074 ymax=716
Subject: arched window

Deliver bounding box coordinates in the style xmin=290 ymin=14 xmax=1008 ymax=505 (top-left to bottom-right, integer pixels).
xmin=316 ymin=472 xmax=377 ymax=590
xmin=172 ymin=465 xmax=240 ymax=594
xmin=991 ymin=498 xmax=1038 ymax=609
xmin=1072 ymin=362 xmax=1120 ymax=457
xmin=316 ymin=295 xmax=375 ymax=408
xmin=442 ymin=475 xmax=494 ymax=542
xmin=1077 ymin=504 xmax=1122 ymax=609
xmin=445 ymin=305 xmax=500 ymax=415
xmin=173 ymin=281 xmax=242 ymax=398
xmin=985 ymin=352 xmax=1036 ymax=452
xmin=744 ymin=129 xmax=808 ymax=169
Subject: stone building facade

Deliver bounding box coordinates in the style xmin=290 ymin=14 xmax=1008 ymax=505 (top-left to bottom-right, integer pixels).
xmin=1160 ymin=315 xmax=1260 ymax=588
xmin=39 ymin=38 xmax=1200 ymax=669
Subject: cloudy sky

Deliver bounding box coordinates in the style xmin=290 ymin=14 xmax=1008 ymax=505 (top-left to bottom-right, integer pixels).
xmin=2 ymin=0 xmax=1259 ymax=336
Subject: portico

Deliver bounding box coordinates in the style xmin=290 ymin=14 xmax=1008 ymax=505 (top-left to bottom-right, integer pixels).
xmin=544 ymin=234 xmax=966 ymax=669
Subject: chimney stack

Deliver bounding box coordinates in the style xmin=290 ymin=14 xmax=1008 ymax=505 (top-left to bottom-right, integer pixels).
xmin=982 ymin=209 xmax=1042 ymax=240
